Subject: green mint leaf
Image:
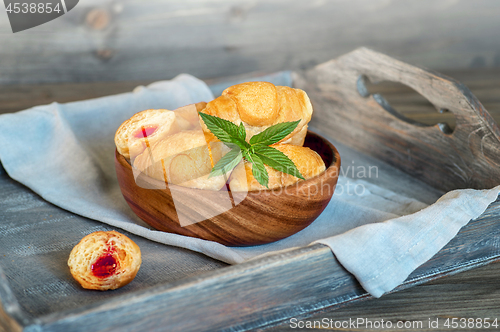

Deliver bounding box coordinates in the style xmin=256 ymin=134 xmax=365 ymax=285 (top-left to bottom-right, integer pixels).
xmin=245 ymin=153 xmax=269 ymax=188
xmin=209 ymin=147 xmax=243 ymax=178
xmin=238 ymin=122 xmax=246 ymax=141
xmin=249 ymin=120 xmax=301 ymax=146
xmin=254 ymin=145 xmax=305 ymax=180
xmin=202 ymin=114 xmax=308 ymax=188
xmin=199 ymin=112 xmax=250 ymax=150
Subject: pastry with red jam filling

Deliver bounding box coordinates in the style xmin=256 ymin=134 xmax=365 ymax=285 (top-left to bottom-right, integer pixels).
xmin=67 ymin=231 xmax=141 ymax=291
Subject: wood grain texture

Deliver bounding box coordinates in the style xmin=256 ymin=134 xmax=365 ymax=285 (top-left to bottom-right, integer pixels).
xmin=1 ymin=0 xmax=500 ymax=84
xmin=0 ymin=269 xmax=25 ymax=332
xmin=7 ymin=198 xmax=500 ymax=332
xmin=1 ymin=69 xmax=500 ymax=119
xmin=295 ymin=48 xmax=500 ymax=192
xmin=0 ymin=161 xmax=227 ymax=325
xmin=115 ymin=132 xmax=340 ymax=246
xmin=0 ymin=81 xmax=155 ymax=115
xmin=265 ymin=263 xmax=500 ymax=331
xmin=265 ymin=198 xmax=500 ymax=331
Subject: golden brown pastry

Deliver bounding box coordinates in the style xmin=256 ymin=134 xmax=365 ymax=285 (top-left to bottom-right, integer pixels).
xmin=67 ymin=231 xmax=141 ymax=291
xmin=229 ymin=144 xmax=326 ymax=191
xmin=133 ymin=130 xmax=230 ymax=190
xmin=173 ymin=102 xmax=207 ymax=131
xmin=199 ymin=82 xmax=313 ymax=146
xmin=114 ymin=109 xmax=180 ymax=160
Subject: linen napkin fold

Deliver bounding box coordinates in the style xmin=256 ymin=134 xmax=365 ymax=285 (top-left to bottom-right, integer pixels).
xmin=0 ymin=73 xmax=498 ymax=298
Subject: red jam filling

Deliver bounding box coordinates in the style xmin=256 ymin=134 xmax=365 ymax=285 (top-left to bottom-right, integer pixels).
xmin=91 ymin=252 xmax=117 ymax=278
xmin=133 ymin=125 xmax=158 ymax=139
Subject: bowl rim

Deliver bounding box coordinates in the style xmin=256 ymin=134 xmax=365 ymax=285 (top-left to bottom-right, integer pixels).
xmin=116 ymin=130 xmax=340 ymax=195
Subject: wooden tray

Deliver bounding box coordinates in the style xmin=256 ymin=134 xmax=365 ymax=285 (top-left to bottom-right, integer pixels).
xmin=1 ymin=48 xmax=500 ymax=332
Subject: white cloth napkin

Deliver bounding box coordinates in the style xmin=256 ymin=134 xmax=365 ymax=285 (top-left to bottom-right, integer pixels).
xmin=0 ymin=74 xmax=498 ymax=298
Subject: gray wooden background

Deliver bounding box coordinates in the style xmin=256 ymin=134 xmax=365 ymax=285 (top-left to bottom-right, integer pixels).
xmin=0 ymin=0 xmax=499 ymax=85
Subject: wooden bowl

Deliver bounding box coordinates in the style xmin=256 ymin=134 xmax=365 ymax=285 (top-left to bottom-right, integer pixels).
xmin=115 ymin=131 xmax=340 ymax=246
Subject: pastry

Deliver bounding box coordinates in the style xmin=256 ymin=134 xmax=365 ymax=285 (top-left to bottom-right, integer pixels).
xmin=114 ymin=109 xmax=180 ymax=160
xmin=133 ymin=130 xmax=230 ymax=190
xmin=199 ymin=82 xmax=313 ymax=146
xmin=115 ymin=84 xmax=320 ymax=192
xmin=229 ymin=144 xmax=326 ymax=191
xmin=67 ymin=231 xmax=141 ymax=291
xmin=173 ymin=102 xmax=207 ymax=131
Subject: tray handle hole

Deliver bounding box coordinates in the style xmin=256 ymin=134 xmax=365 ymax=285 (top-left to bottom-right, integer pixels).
xmin=356 ymin=75 xmax=456 ymax=134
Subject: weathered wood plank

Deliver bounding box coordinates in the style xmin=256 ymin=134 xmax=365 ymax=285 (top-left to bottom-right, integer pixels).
xmin=265 ymin=263 xmax=500 ymax=331
xmin=0 ymin=80 xmax=154 ymax=115
xmin=296 ymin=48 xmax=500 ymax=192
xmin=0 ymin=165 xmax=227 ymax=323
xmin=0 ymin=257 xmax=35 ymax=332
xmin=13 ymin=198 xmax=500 ymax=332
xmin=266 ymin=260 xmax=500 ymax=331
xmin=1 ymin=0 xmax=500 ymax=84
xmin=0 ymin=269 xmax=25 ymax=332
xmin=1 ymin=69 xmax=500 ymax=131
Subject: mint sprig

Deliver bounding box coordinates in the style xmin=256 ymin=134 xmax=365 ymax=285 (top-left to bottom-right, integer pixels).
xmin=208 ymin=145 xmax=242 ymax=178
xmin=253 ymin=145 xmax=305 ymax=181
xmin=199 ymin=112 xmax=304 ymax=188
xmin=200 ymin=113 xmax=250 ymax=150
xmin=249 ymin=121 xmax=300 ymax=146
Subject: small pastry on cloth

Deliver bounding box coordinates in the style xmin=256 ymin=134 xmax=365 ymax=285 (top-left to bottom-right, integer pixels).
xmin=114 ymin=109 xmax=180 ymax=160
xmin=67 ymin=231 xmax=141 ymax=291
xmin=133 ymin=130 xmax=229 ymax=190
xmin=199 ymin=82 xmax=313 ymax=146
xmin=229 ymin=144 xmax=326 ymax=191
